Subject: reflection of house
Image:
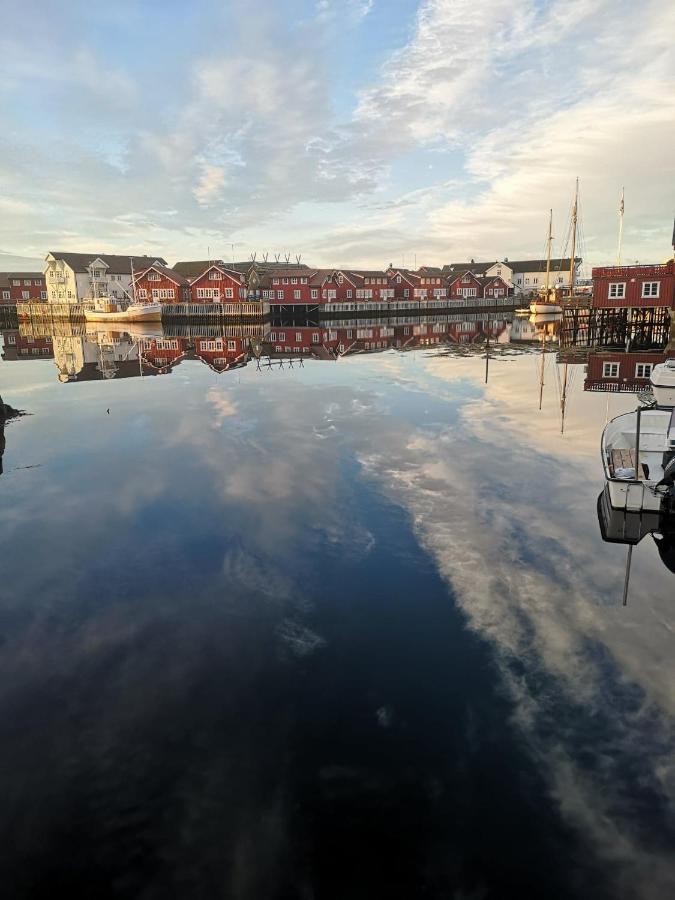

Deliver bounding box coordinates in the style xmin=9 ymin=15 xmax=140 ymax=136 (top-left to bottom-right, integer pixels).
xmin=591 ymin=261 xmax=674 ymax=309
xmin=1 ymin=272 xmax=47 ymax=304
xmin=584 ymin=350 xmax=666 ymax=393
xmin=1 ymin=330 xmax=54 ymax=360
xmin=44 ymin=252 xmax=167 ymax=304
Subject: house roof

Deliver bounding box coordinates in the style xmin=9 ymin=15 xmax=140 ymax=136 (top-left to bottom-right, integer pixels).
xmin=47 ymin=252 xmax=166 ymax=274
xmin=173 ymin=260 xmax=226 ymax=278
xmin=442 ymin=261 xmax=495 ymax=276
xmin=416 ymin=266 xmax=444 ymax=277
xmin=133 ymin=263 xmax=191 ymax=287
xmin=1 ymin=271 xmax=44 ymax=280
xmin=476 ymin=275 xmax=507 ymax=287
xmin=508 ymin=257 xmax=580 ymax=274
xmin=446 ymin=268 xmax=479 ymax=283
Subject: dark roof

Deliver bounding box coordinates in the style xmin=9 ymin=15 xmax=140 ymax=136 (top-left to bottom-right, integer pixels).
xmin=416 ymin=266 xmax=443 ymax=276
xmin=173 ymin=260 xmax=225 ymax=278
xmin=0 ymin=271 xmax=44 ymax=279
xmin=345 ymin=269 xmax=389 ymax=279
xmin=446 ymin=268 xmax=479 ymax=283
xmin=264 ymin=267 xmax=317 ymax=278
xmin=476 ymin=275 xmax=507 ymax=286
xmin=508 ymin=257 xmax=580 ymax=274
xmin=134 ymin=263 xmax=191 ymax=286
xmin=442 ymin=261 xmax=494 ymax=276
xmin=48 ymin=252 xmax=166 ymax=274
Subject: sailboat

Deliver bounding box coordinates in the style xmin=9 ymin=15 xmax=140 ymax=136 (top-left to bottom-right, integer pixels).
xmin=84 ymin=259 xmax=162 ymax=323
xmin=530 ymin=180 xmax=580 ymax=314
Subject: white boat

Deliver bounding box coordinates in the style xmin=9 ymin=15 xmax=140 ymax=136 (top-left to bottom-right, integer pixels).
xmin=84 ymin=301 xmax=162 ymax=323
xmin=601 ymin=359 xmax=675 ymax=512
xmin=530 ymin=299 xmax=562 ymax=315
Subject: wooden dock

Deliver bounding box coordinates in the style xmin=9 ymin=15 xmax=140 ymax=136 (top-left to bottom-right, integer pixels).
xmin=161 ymin=301 xmax=270 ymax=318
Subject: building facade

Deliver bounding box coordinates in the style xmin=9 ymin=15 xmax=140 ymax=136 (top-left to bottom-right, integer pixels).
xmin=591 ymin=261 xmax=674 ymax=309
xmin=44 ymin=252 xmax=167 ymax=304
xmin=1 ymin=272 xmax=47 ymax=304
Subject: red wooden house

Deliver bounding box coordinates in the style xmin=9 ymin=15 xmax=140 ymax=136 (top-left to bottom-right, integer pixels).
xmin=1 ymin=330 xmax=53 ymax=359
xmin=477 ymin=275 xmax=509 ymax=300
xmin=188 ymin=263 xmax=246 ymax=303
xmin=1 ymin=272 xmax=47 ymax=304
xmin=447 ymin=269 xmax=482 ymax=300
xmin=387 ymin=270 xmax=419 ymax=301
xmin=263 ymin=268 xmax=319 ymax=305
xmin=133 ymin=263 xmax=191 ymax=303
xmin=591 ymin=261 xmax=674 ymax=309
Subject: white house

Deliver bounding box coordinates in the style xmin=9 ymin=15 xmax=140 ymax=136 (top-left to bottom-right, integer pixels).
xmin=44 ymin=252 xmax=167 ymax=304
xmin=497 ymin=258 xmax=582 ymax=294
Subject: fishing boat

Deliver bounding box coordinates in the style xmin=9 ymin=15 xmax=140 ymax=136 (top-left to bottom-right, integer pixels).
xmin=601 ymin=359 xmax=675 ymax=513
xmin=83 ymin=258 xmax=162 ymax=323
xmin=84 ymin=301 xmax=162 ymax=323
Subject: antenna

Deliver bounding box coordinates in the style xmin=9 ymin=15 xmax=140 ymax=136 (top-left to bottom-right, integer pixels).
xmin=250 ymin=251 xmax=257 ymax=262
xmin=296 ymin=254 xmax=302 ymax=265
xmin=263 ymin=252 xmax=269 ymax=263
xmin=274 ymin=253 xmax=280 ymax=263
xmin=285 ymin=253 xmax=291 ymax=265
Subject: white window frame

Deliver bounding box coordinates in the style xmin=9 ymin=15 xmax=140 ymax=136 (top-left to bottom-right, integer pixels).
xmin=641 ymin=282 xmax=659 ymax=298
xmin=602 ymin=362 xmax=620 ymax=378
xmin=635 ymin=363 xmax=653 ymax=379
xmin=608 ymin=283 xmax=626 ymax=299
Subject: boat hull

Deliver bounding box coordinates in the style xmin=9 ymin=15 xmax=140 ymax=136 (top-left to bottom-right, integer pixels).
xmin=84 ymin=303 xmax=162 ymax=323
xmin=604 ymin=477 xmax=663 ymax=513
xmin=529 ymin=302 xmax=562 ymax=314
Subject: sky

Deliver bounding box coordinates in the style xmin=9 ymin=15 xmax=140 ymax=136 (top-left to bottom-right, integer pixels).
xmin=1 ymin=0 xmax=674 ymax=271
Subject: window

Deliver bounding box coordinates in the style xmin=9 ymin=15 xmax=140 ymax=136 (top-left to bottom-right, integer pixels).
xmin=40 ymin=291 xmax=47 ymax=300
xmin=642 ymin=282 xmax=659 ymax=298
xmin=224 ymin=288 xmax=234 ymax=299
xmin=227 ymin=341 xmax=237 ymax=351
xmin=635 ymin=363 xmax=653 ymax=379
xmin=337 ymin=274 xmax=344 ymax=285
xmin=2 ymin=290 xmax=9 ymax=299
xmin=273 ymin=278 xmax=279 ymax=285
xmin=12 ymin=279 xmax=20 ymax=286
xmin=404 ymin=289 xmax=409 ymax=298
xmin=32 ymin=347 xmax=40 ymax=355
xmin=137 ymin=289 xmax=147 ymax=299
xmin=346 ymin=330 xmax=353 ymax=338
xmin=311 ymin=289 xmax=318 ymax=299
xmin=275 ymin=346 xmax=283 ymax=352
xmin=7 ymin=335 xmax=16 ymax=344
xmin=295 ymin=332 xmax=302 ymax=342
xmin=34 ymin=279 xmax=41 ymax=285
xmin=278 ymin=332 xmax=286 ymax=341
xmin=301 ymin=277 xmax=307 ymax=284
xmin=148 ymin=271 xmax=161 ymax=281
xmin=396 ymin=275 xmax=401 ymax=283
xmin=21 ymin=290 xmax=29 ymax=300
xmin=277 ymin=290 xmax=284 ymax=300
xmin=602 ymin=362 xmax=620 ymax=378
xmin=608 ymin=283 xmax=626 ymax=299
xmin=282 ymin=277 xmax=289 ymax=285
xmin=24 ymin=279 xmax=31 ymax=286
xmin=347 ymin=290 xmax=352 ymax=298
xmin=208 ymin=270 xmax=222 ymax=280
xmin=312 ymin=333 xmax=319 ymax=344
xmin=196 ymin=288 xmax=218 ymax=299
xmin=291 ymin=278 xmax=298 ymax=285
xmin=294 ymin=290 xmax=301 ymax=300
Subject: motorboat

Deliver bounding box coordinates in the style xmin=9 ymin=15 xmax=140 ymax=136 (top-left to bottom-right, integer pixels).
xmin=84 ymin=299 xmax=162 ymax=323
xmin=601 ymin=359 xmax=675 ymax=513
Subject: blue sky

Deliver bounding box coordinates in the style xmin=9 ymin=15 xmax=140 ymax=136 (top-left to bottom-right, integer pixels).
xmin=1 ymin=0 xmax=674 ymax=271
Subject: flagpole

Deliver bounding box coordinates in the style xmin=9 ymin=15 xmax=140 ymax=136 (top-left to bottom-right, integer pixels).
xmin=616 ymin=187 xmax=625 ymax=266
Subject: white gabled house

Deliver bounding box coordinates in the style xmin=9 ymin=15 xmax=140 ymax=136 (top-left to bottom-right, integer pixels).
xmin=44 ymin=252 xmax=168 ymax=304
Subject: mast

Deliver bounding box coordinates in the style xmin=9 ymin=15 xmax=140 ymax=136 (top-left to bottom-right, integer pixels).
xmin=545 ymin=208 xmax=553 ymax=295
xmin=538 ymin=328 xmax=545 ymax=411
xmin=568 ymin=178 xmax=579 ymax=300
xmin=130 ymin=257 xmax=137 ymax=305
xmin=616 ymin=187 xmax=625 ymax=265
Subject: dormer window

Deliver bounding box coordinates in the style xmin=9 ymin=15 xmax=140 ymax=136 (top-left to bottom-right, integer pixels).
xmin=208 ymin=270 xmax=222 ymax=280
xmin=337 ymin=274 xmax=343 ymax=284
xmin=148 ymin=271 xmax=161 ymax=281
xmin=396 ymin=275 xmax=401 ymax=284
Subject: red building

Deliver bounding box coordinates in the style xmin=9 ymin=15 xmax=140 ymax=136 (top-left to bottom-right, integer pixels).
xmin=477 ymin=275 xmax=509 ymax=300
xmin=584 ymin=350 xmax=666 ymax=392
xmin=591 ymin=260 xmax=674 ymax=309
xmin=133 ymin=263 xmax=191 ymax=303
xmin=188 ymin=263 xmax=246 ymax=304
xmin=447 ymin=269 xmax=482 ymax=300
xmin=319 ymin=270 xmax=394 ymax=304
xmin=0 ymin=272 xmax=47 ymax=304
xmin=262 ymin=268 xmax=321 ymax=305
xmin=387 ymin=270 xmax=419 ymax=301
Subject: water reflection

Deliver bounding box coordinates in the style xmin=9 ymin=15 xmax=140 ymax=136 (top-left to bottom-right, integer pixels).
xmin=1 ymin=311 xmax=674 ymax=899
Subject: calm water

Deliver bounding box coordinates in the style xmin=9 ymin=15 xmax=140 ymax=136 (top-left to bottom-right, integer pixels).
xmin=1 ymin=317 xmax=674 ymax=899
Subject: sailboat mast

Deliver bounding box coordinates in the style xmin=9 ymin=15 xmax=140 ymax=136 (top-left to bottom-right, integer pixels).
xmin=130 ymin=258 xmax=137 ymax=305
xmin=568 ymin=178 xmax=579 ymax=299
xmin=545 ymin=208 xmax=553 ymax=293
xmin=616 ymin=187 xmax=625 ymax=265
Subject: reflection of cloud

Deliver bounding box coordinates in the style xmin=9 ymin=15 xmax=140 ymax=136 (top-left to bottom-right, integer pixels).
xmin=206 ymin=386 xmax=239 ymax=424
